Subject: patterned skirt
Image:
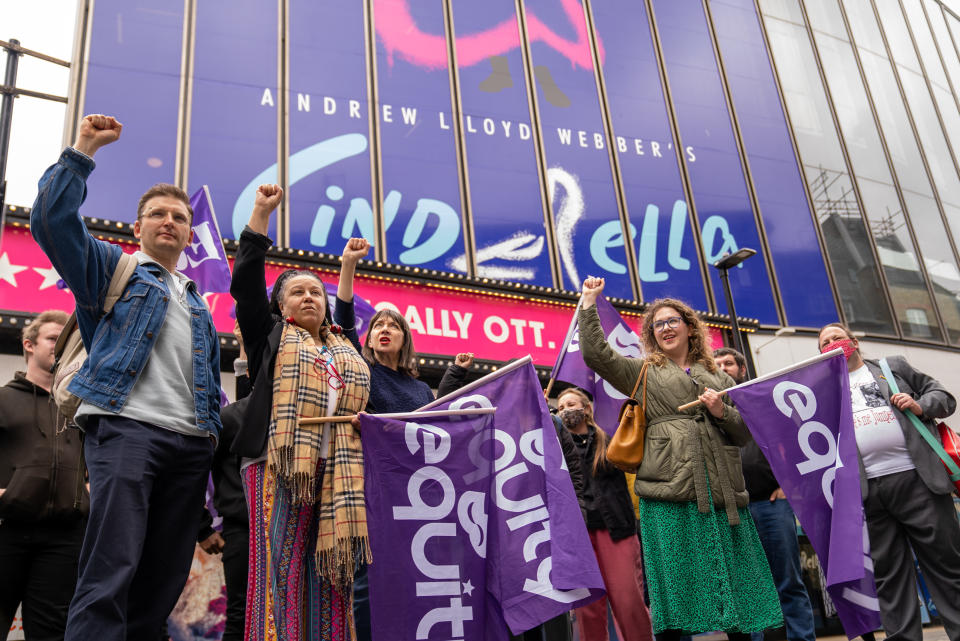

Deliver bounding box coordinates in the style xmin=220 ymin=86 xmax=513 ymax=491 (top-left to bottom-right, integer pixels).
xmin=638 ymin=496 xmax=783 ymax=635
xmin=243 ymin=461 xmax=353 ymax=641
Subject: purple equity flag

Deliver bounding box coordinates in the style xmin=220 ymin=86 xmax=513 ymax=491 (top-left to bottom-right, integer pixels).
xmin=726 ymin=350 xmax=882 ymax=638
xmin=552 ymin=297 xmax=643 ymax=434
xmin=423 ymin=357 xmax=604 ymax=632
xmin=176 ymin=186 xmax=232 ymax=294
xmin=361 ymin=357 xmax=604 ymax=640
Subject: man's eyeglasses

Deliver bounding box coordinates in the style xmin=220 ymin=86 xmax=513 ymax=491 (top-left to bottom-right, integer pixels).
xmin=314 ymin=345 xmax=345 ymax=390
xmin=652 ymin=316 xmax=684 ymax=333
xmin=142 ymin=209 xmax=191 ymax=226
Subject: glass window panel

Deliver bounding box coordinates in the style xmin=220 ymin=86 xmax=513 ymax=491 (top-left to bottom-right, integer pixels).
xmin=373 ymin=0 xmax=465 ymax=272
xmin=846 ymin=0 xmax=960 ymax=246
xmin=520 ymin=0 xmax=634 ymax=299
xmin=857 ymin=179 xmax=941 ymax=338
xmin=851 ymin=47 xmax=932 ymax=193
xmin=947 ymin=8 xmax=960 ymax=58
xmin=926 ymin=4 xmax=960 ymax=96
xmin=758 ymin=0 xmax=807 ymax=23
xmin=82 ymin=0 xmax=183 ymax=222
xmin=945 ymin=0 xmax=960 ymax=18
xmin=900 ymin=0 xmax=960 ymax=167
xmin=841 ymin=0 xmax=887 ymax=53
xmin=876 ymin=0 xmax=960 ymax=163
xmin=651 ymin=0 xmax=780 ymax=324
xmin=760 ymin=10 xmax=895 ymax=333
xmin=804 ymin=0 xmax=848 ymax=38
xmin=834 ymin=0 xmax=960 ymax=344
xmin=810 ymin=36 xmax=889 ymax=182
xmin=189 ymin=0 xmax=278 ymax=240
xmin=905 ymin=308 xmax=932 ymax=338
xmin=450 ymin=0 xmax=554 ymax=286
xmin=808 ymin=19 xmax=943 ymax=339
xmin=903 ymin=192 xmax=960 ymax=343
xmin=590 ymin=0 xmax=709 ymax=307
xmin=873 ymin=0 xmax=922 ymax=70
xmin=902 ymin=0 xmax=950 ymax=89
xmin=711 ymin=0 xmax=838 ymax=327
xmin=286 ymin=1 xmax=373 ymax=255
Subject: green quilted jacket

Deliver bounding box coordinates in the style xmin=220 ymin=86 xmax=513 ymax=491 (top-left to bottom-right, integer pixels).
xmin=579 ymin=304 xmax=752 ymax=525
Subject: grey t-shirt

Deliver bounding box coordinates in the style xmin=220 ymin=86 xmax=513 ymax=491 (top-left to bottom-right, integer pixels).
xmin=77 ymin=251 xmax=204 ymax=439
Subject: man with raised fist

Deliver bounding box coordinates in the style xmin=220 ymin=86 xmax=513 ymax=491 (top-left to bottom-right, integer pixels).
xmin=30 ymin=115 xmax=222 ymax=641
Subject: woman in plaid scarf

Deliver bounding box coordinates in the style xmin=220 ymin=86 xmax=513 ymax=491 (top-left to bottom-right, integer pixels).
xmin=230 ymin=184 xmax=371 ymax=641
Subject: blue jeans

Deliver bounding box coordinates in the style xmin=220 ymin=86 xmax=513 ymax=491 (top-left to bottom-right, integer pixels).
xmin=748 ymin=499 xmax=816 ymax=641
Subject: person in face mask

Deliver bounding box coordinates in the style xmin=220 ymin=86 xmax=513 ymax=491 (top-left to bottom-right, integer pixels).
xmin=556 ymin=387 xmax=653 ymax=641
xmin=818 ymin=322 xmax=960 ymax=641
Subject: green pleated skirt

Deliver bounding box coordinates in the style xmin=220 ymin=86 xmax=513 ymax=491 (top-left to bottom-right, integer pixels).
xmin=638 ymin=496 xmax=783 ymax=634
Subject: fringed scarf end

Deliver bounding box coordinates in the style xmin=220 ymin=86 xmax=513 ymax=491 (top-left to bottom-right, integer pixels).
xmin=315 ymin=536 xmax=372 ymax=595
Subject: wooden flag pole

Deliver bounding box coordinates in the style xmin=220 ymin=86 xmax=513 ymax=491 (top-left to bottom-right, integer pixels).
xmin=675 ymin=348 xmax=845 ymax=412
xmin=299 ymin=406 xmax=497 ymax=425
xmin=544 ymin=378 xmax=556 ymax=398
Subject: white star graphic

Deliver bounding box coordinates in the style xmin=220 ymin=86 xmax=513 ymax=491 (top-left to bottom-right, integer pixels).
xmin=33 ymin=266 xmax=63 ymax=290
xmin=0 ymin=253 xmax=28 ymax=287
xmin=462 ymin=580 xmax=474 ymax=597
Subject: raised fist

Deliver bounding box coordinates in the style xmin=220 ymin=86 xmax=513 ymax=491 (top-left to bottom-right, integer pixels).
xmin=454 ymin=352 xmax=474 ymax=369
xmin=73 ymin=114 xmax=123 ymax=157
xmin=581 ymin=277 xmax=605 ymax=304
xmin=253 ymin=184 xmax=283 ymax=215
xmin=341 ymin=237 xmax=370 ymax=265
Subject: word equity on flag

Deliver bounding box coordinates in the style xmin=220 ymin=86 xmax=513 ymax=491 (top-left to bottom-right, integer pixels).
xmin=360 ymin=357 xmax=604 ymax=640
xmin=551 ymin=297 xmax=643 ymax=434
xmin=726 ymin=350 xmax=882 ymax=638
xmin=177 ymin=186 xmax=232 ymax=294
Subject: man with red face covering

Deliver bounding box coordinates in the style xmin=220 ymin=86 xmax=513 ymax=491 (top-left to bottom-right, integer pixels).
xmin=818 ymin=323 xmax=960 ymax=641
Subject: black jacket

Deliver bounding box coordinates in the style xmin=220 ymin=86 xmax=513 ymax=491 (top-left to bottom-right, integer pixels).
xmin=198 ymin=374 xmax=251 ymax=541
xmin=741 ymin=440 xmax=779 ymax=503
xmin=0 ymin=373 xmax=89 ymax=522
xmin=229 ymin=227 xmax=290 ymax=458
xmin=861 ymin=356 xmax=957 ymax=497
xmin=551 ymin=414 xmax=586 ymax=513
xmin=567 ymin=425 xmax=635 ymax=541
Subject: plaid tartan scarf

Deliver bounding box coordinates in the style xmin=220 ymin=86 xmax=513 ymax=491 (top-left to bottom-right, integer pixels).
xmin=269 ymin=322 xmax=371 ymax=591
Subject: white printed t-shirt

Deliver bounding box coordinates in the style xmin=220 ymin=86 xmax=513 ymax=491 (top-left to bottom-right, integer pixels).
xmin=848 ymin=365 xmax=915 ymax=479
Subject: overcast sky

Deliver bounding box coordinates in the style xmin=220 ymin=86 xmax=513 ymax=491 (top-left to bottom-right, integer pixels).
xmin=1 ymin=1 xmax=77 ymax=208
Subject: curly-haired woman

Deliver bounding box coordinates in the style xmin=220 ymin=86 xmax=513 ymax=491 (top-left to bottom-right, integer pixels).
xmin=578 ymin=277 xmax=781 ymax=641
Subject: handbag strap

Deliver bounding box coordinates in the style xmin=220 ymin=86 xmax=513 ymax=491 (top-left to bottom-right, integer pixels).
xmin=879 ymin=358 xmax=960 ymax=482
xmin=640 ymin=362 xmax=649 ymax=415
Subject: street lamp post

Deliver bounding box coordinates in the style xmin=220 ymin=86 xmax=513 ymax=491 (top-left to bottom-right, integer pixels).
xmin=714 ymin=248 xmax=757 ymax=379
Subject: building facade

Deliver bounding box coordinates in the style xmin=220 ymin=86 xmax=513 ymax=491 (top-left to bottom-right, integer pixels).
xmin=4 ymin=0 xmax=960 ymax=389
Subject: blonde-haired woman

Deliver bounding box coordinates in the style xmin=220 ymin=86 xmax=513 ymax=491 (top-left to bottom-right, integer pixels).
xmin=557 ymin=387 xmax=652 ymax=641
xmin=578 ymin=278 xmax=781 ymax=641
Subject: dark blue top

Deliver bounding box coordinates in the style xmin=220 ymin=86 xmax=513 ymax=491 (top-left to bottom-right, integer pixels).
xmin=334 ymin=297 xmax=443 ymax=414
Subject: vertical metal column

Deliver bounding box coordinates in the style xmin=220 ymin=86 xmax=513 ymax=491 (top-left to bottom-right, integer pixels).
xmin=441 ymin=0 xmax=477 ymax=278
xmin=0 ymin=39 xmax=23 ymax=241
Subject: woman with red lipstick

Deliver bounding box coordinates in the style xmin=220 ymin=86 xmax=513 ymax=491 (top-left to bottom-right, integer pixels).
xmin=818 ymin=323 xmax=960 ymax=641
xmin=230 ymin=184 xmax=371 ymax=641
xmin=334 ymin=237 xmax=474 ymax=641
xmin=578 ymin=278 xmax=781 ymax=641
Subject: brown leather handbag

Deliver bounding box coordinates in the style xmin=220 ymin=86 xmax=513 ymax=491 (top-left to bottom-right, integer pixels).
xmin=606 ymin=362 xmax=649 ymax=472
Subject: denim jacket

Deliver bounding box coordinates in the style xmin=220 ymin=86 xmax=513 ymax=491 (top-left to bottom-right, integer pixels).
xmin=30 ymin=148 xmax=222 ymax=438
